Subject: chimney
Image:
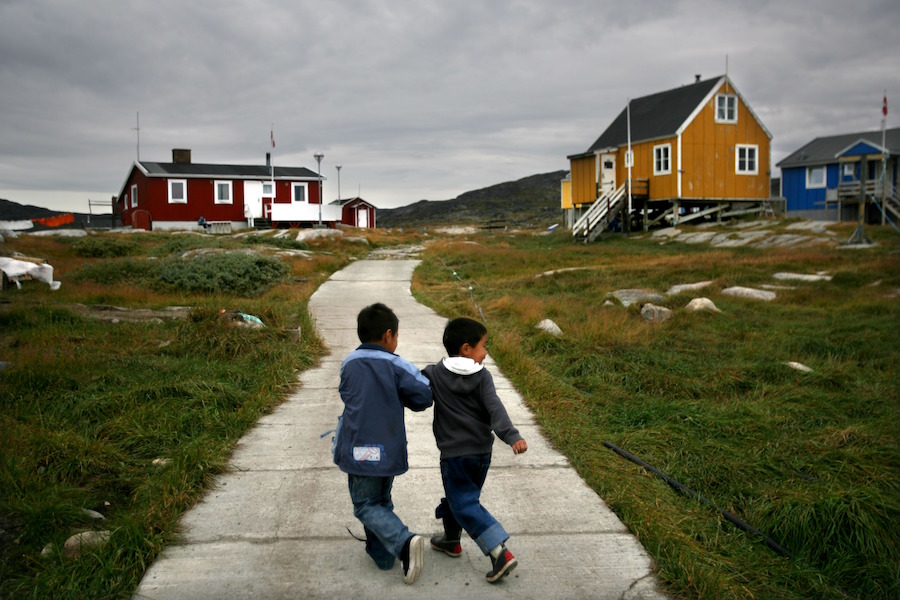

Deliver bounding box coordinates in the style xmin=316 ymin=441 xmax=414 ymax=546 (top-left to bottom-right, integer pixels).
xmin=266 ymin=152 xmax=271 ymax=169
xmin=172 ymin=148 xmax=192 ymax=164
xmin=695 ymin=74 xmax=702 ymax=83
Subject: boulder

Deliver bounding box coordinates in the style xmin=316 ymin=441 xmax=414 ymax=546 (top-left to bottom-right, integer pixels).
xmin=722 ymin=286 xmax=776 ymax=301
xmin=684 ymin=297 xmax=722 ymax=313
xmin=640 ymin=303 xmax=672 ymax=323
xmin=536 ymin=319 xmax=563 ymax=336
xmin=609 ymin=289 xmax=665 ymax=308
xmin=62 ymin=530 xmax=110 ymax=560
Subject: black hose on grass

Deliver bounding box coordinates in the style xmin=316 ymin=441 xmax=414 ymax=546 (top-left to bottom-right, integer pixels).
xmin=603 ymin=441 xmax=792 ymax=558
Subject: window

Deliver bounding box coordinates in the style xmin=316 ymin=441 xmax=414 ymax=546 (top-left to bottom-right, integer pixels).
xmin=292 ymin=183 xmax=307 ymax=203
xmin=131 ymin=184 xmax=138 ymax=208
xmin=168 ymin=179 xmax=187 ymax=203
xmin=215 ymin=180 xmax=233 ymax=204
xmin=736 ymin=145 xmax=758 ymax=175
xmin=653 ymin=144 xmax=671 ymax=175
xmin=806 ymin=166 xmax=826 ymax=189
xmin=842 ymin=163 xmax=855 ymax=178
xmin=262 ymin=182 xmax=274 ymax=197
xmin=716 ymin=94 xmax=737 ymax=123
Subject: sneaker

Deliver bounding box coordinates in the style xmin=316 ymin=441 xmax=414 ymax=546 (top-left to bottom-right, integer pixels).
xmin=430 ymin=534 xmax=462 ymax=557
xmin=401 ymin=535 xmax=425 ymax=584
xmin=486 ymin=547 xmax=517 ymax=583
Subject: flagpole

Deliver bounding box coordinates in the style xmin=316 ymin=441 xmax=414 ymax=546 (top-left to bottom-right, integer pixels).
xmin=881 ymin=91 xmax=887 ymax=223
xmin=627 ymin=98 xmax=632 ymax=232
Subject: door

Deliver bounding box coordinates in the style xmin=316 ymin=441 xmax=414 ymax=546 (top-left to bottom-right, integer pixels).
xmin=243 ymin=181 xmax=264 ymax=219
xmin=357 ymin=207 xmax=368 ymax=228
xmin=600 ymin=153 xmax=616 ymax=197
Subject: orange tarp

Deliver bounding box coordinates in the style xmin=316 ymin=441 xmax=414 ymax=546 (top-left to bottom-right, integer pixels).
xmin=32 ymin=213 xmax=75 ymax=227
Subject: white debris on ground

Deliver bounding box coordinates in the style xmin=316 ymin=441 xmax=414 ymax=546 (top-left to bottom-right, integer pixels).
xmin=0 ymin=256 xmax=61 ymax=290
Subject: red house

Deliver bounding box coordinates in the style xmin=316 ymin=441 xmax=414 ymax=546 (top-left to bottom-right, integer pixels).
xmin=329 ymin=197 xmax=377 ymax=228
xmin=116 ymin=149 xmax=341 ymax=231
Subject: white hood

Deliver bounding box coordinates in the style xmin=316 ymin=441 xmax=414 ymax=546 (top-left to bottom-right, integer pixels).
xmin=442 ymin=356 xmax=484 ymax=376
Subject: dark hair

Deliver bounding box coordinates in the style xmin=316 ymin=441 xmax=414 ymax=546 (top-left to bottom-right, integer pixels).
xmin=442 ymin=317 xmax=487 ymax=356
xmin=357 ymin=303 xmax=399 ymax=343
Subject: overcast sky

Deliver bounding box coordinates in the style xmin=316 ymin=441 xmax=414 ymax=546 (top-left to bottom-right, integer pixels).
xmin=1 ymin=0 xmax=897 ymax=213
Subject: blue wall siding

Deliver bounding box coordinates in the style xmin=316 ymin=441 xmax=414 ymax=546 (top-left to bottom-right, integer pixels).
xmin=783 ymin=164 xmax=841 ymax=211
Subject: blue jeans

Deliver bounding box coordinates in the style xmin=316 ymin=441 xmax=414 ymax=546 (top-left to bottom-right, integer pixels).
xmin=438 ymin=453 xmax=509 ymax=555
xmin=348 ymin=475 xmax=412 ymax=570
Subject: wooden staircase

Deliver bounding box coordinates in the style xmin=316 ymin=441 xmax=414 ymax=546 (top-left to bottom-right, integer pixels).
xmin=572 ymin=183 xmax=627 ymax=242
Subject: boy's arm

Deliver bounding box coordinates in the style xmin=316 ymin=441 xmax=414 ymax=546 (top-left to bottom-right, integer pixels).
xmin=396 ymin=357 xmax=433 ymax=412
xmin=479 ymin=371 xmax=523 ymax=447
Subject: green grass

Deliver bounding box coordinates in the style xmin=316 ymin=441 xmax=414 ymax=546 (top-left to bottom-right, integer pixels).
xmin=0 ymin=228 xmax=380 ymax=598
xmin=411 ymin=224 xmax=900 ymax=599
xmin=2 ymin=222 xmax=897 ymax=598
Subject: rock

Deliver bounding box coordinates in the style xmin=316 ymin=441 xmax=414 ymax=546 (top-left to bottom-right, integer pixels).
xmin=785 ymin=361 xmax=813 ymax=373
xmin=651 ymin=227 xmax=681 ymax=239
xmin=295 ymin=228 xmax=344 ymax=242
xmin=343 ymin=237 xmax=370 ymax=244
xmin=61 ymin=530 xmax=110 ymax=560
xmin=666 ymin=281 xmax=713 ymax=295
xmin=152 ymin=458 xmax=171 ymax=467
xmin=609 ymin=289 xmax=666 ymax=307
xmin=773 ymin=272 xmax=832 ymax=282
xmin=722 ymin=286 xmax=776 ymax=301
xmin=684 ymin=297 xmax=721 ymax=313
xmin=536 ymin=319 xmax=563 ymax=336
xmin=80 ymin=508 xmax=105 ymax=521
xmin=640 ymin=303 xmax=672 ymax=323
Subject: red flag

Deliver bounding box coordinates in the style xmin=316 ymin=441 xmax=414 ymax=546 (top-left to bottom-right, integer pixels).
xmin=884 ymin=95 xmax=888 ymax=117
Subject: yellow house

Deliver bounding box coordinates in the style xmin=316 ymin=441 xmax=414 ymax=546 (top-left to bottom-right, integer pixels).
xmin=566 ymin=75 xmax=772 ymax=239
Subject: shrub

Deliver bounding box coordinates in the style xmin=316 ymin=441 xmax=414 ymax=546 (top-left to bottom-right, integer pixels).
xmin=155 ymin=252 xmax=289 ymax=296
xmin=72 ymin=237 xmax=140 ymax=258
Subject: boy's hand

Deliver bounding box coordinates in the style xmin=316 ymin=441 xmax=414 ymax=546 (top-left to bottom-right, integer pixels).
xmin=512 ymin=439 xmax=528 ymax=455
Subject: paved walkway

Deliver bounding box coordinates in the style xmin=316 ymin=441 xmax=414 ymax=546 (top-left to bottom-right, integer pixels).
xmin=134 ymin=253 xmax=667 ymax=599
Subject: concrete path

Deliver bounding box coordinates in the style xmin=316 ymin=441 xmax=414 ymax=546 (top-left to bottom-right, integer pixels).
xmin=134 ymin=253 xmax=667 ymax=599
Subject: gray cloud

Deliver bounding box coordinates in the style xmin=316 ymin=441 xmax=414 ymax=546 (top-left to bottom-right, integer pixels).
xmin=1 ymin=0 xmax=898 ymax=211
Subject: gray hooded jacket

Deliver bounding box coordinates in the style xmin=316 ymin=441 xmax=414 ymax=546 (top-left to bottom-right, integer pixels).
xmin=423 ymin=357 xmax=522 ymax=460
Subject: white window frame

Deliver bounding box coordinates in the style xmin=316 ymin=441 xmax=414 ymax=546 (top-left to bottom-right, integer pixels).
xmin=130 ymin=184 xmax=138 ymax=208
xmin=214 ymin=180 xmax=233 ymax=204
xmin=262 ymin=181 xmax=274 ymax=198
xmin=168 ymin=179 xmax=187 ymax=204
xmin=806 ymin=166 xmax=826 ymax=189
xmin=291 ymin=182 xmax=308 ymax=203
xmin=716 ymin=94 xmax=738 ymax=123
xmin=736 ymin=144 xmax=758 ymax=175
xmin=842 ymin=163 xmax=855 ymax=178
xmin=653 ymin=144 xmax=671 ymax=175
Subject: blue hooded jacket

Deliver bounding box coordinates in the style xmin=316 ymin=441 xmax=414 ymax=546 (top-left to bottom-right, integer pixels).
xmin=335 ymin=344 xmax=432 ymax=476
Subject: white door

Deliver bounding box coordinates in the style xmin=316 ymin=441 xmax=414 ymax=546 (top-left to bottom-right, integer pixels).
xmin=600 ymin=153 xmax=616 ymax=197
xmin=243 ymin=181 xmax=264 ymax=218
xmin=357 ymin=207 xmax=368 ymax=228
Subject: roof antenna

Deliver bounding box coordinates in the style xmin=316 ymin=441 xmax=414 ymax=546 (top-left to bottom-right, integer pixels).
xmin=695 ymin=74 xmax=701 ymax=83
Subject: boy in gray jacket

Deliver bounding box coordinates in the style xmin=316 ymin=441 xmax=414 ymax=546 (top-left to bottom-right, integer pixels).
xmin=423 ymin=317 xmax=528 ymax=583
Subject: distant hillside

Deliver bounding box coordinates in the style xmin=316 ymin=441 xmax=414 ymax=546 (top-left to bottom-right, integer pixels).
xmin=0 ymin=198 xmax=112 ymax=228
xmin=377 ymin=171 xmax=567 ymax=229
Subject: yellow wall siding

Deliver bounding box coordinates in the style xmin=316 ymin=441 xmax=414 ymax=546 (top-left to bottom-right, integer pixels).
xmin=681 ymin=82 xmax=770 ymax=200
xmin=615 ymin=137 xmax=678 ymax=200
xmin=570 ymin=155 xmax=597 ymax=205
xmin=561 ymin=178 xmax=573 ymax=209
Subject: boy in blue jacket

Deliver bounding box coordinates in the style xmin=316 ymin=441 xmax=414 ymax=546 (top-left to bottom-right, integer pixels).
xmin=334 ymin=303 xmax=433 ymax=584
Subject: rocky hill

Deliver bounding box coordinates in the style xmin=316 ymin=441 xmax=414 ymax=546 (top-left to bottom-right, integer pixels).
xmin=377 ymin=170 xmax=567 ymax=229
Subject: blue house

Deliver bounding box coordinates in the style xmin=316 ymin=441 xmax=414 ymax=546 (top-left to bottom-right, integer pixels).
xmin=777 ymin=127 xmax=899 ymax=223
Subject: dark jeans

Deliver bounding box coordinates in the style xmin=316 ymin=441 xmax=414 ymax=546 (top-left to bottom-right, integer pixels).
xmin=438 ymin=453 xmax=509 ymax=556
xmin=348 ymin=475 xmax=412 ymax=570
